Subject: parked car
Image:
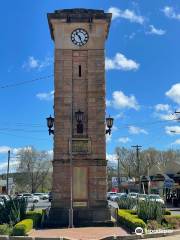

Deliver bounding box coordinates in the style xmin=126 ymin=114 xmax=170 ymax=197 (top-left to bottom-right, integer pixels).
xmin=16 ymin=193 xmax=23 ymax=199
xmin=22 ymin=193 xmax=39 ymax=203
xmin=0 ymin=198 xmax=4 ymax=206
xmin=128 ymin=192 xmax=138 ymax=199
xmin=137 ymin=194 xmax=147 ymax=201
xmin=33 ymin=193 xmax=49 ymax=200
xmin=0 ymin=195 xmax=10 ymax=201
xmin=48 ymin=192 xmax=52 ymax=202
xmin=41 ymin=193 xmax=49 ymax=200
xmin=111 ymin=193 xmax=127 ymax=202
xmin=148 ymin=194 xmax=165 ymax=205
xmin=107 ymin=192 xmax=117 ymax=200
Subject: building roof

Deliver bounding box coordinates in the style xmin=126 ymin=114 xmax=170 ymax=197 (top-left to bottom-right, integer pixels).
xmin=47 ymin=8 xmax=112 ymax=40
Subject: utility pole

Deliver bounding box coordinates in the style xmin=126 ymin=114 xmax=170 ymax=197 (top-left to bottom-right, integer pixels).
xmin=131 ymin=145 xmax=142 ymax=193
xmin=6 ymin=150 xmax=10 ymax=195
xmin=117 ymin=155 xmax=120 ymax=192
xmin=174 ymin=110 xmax=180 ymax=121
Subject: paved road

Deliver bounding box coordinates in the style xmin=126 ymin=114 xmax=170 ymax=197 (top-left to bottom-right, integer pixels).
xmin=27 ymin=199 xmax=51 ymax=210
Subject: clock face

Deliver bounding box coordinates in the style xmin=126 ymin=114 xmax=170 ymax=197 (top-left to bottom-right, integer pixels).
xmin=71 ymin=28 xmax=89 ymax=46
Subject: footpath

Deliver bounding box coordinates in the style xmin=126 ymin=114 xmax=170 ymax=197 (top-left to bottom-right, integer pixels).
xmin=30 ymin=227 xmax=128 ymax=239
xmin=146 ymin=234 xmax=180 ymax=240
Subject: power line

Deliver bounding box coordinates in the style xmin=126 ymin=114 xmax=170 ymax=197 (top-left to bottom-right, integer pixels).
xmin=0 ymin=74 xmax=53 ymax=89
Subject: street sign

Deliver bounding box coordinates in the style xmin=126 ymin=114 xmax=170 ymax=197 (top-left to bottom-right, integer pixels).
xmin=164 ymin=178 xmax=174 ymax=189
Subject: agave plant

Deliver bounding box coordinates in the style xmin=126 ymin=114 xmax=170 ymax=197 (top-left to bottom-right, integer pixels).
xmin=137 ymin=200 xmax=165 ymax=223
xmin=0 ymin=197 xmax=27 ymax=225
xmin=117 ymin=197 xmax=137 ymax=210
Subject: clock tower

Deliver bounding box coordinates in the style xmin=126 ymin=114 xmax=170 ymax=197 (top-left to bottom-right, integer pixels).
xmin=47 ymin=9 xmax=112 ymax=226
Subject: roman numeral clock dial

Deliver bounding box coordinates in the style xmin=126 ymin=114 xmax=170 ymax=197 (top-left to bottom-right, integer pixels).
xmin=71 ymin=28 xmax=89 ymax=46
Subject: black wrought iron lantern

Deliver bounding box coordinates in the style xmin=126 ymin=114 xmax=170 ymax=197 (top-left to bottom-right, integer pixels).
xmin=75 ymin=110 xmax=84 ymax=134
xmin=75 ymin=110 xmax=84 ymax=122
xmin=46 ymin=115 xmax=54 ymax=135
xmin=106 ymin=115 xmax=114 ymax=135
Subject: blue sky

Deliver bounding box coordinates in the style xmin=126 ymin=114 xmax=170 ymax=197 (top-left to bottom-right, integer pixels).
xmin=0 ymin=0 xmax=180 ymax=170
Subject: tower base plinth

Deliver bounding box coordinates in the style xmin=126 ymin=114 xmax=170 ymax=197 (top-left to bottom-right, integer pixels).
xmin=45 ymin=206 xmax=113 ymax=227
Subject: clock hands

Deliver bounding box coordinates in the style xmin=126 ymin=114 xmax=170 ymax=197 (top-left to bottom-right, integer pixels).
xmin=71 ymin=28 xmax=89 ymax=46
xmin=76 ymin=33 xmax=82 ymax=42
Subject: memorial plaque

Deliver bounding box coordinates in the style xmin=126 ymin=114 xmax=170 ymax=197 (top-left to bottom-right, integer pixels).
xmin=71 ymin=138 xmax=91 ymax=154
xmin=73 ymin=167 xmax=88 ymax=200
xmin=73 ymin=201 xmax=87 ymax=207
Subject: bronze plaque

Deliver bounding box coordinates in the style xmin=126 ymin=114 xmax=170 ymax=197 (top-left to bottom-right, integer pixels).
xmin=73 ymin=201 xmax=87 ymax=207
xmin=73 ymin=167 xmax=88 ymax=200
xmin=71 ymin=138 xmax=90 ymax=153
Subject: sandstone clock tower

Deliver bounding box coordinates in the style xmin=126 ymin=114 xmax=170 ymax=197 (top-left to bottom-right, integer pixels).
xmin=47 ymin=9 xmax=112 ymax=226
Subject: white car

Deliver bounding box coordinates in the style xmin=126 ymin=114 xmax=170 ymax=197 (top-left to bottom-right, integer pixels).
xmin=33 ymin=193 xmax=49 ymax=200
xmin=128 ymin=192 xmax=138 ymax=199
xmin=107 ymin=192 xmax=118 ymax=200
xmin=0 ymin=195 xmax=10 ymax=201
xmin=111 ymin=193 xmax=127 ymax=201
xmin=138 ymin=194 xmax=147 ymax=201
xmin=23 ymin=193 xmax=39 ymax=203
xmin=148 ymin=194 xmax=165 ymax=205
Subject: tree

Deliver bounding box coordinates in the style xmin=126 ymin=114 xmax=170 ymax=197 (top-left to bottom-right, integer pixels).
xmin=16 ymin=147 xmax=52 ymax=193
xmin=114 ymin=147 xmax=180 ymax=178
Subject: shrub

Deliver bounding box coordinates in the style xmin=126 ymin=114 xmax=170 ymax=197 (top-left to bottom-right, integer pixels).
xmin=164 ymin=209 xmax=171 ymax=215
xmin=25 ymin=210 xmax=42 ymax=228
xmin=12 ymin=219 xmax=33 ymax=236
xmin=0 ymin=197 xmax=27 ymax=225
xmin=163 ymin=215 xmax=180 ymax=229
xmin=146 ymin=220 xmax=162 ymax=230
xmin=0 ymin=224 xmax=13 ymax=235
xmin=117 ymin=198 xmax=137 ymax=210
xmin=118 ymin=209 xmax=146 ymax=232
xmin=137 ymin=200 xmax=165 ymax=223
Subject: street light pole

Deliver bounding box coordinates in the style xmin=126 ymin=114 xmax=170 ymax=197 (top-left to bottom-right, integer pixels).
xmin=131 ymin=145 xmax=142 ymax=193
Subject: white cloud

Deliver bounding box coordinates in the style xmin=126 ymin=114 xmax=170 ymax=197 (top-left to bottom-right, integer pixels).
xmin=108 ymin=7 xmax=145 ymax=24
xmin=165 ymin=126 xmax=180 ymax=135
xmin=155 ymin=104 xmax=171 ymax=112
xmin=0 ymin=159 xmax=20 ymax=172
xmin=0 ymin=146 xmax=11 ymax=154
xmin=157 ymin=113 xmax=175 ymax=121
xmin=106 ymin=134 xmax=112 ymax=143
xmin=106 ymin=99 xmax=111 ymax=107
xmin=154 ymin=103 xmax=174 ymax=121
xmin=112 ymin=125 xmax=118 ymax=132
xmin=166 ymin=83 xmax=180 ymax=105
xmin=147 ymin=25 xmax=166 ymax=35
xmin=47 ymin=150 xmax=53 ymax=157
xmin=128 ymin=125 xmax=148 ymax=135
xmin=118 ymin=137 xmax=131 ymax=144
xmin=22 ymin=56 xmax=53 ymax=71
xmin=0 ymin=146 xmax=22 ymax=155
xmin=112 ymin=91 xmax=139 ymax=110
xmin=105 ymin=53 xmax=140 ymax=71
xmin=106 ymin=153 xmax=117 ymax=162
xmin=114 ymin=113 xmax=125 ymax=120
xmin=162 ymin=6 xmax=180 ymax=20
xmin=36 ymin=90 xmax=54 ymax=101
xmin=172 ymin=139 xmax=180 ymax=145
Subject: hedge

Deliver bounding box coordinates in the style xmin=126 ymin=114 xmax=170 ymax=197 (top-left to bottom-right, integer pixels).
xmin=0 ymin=224 xmax=13 ymax=235
xmin=118 ymin=209 xmax=146 ymax=232
xmin=12 ymin=219 xmax=33 ymax=236
xmin=25 ymin=210 xmax=43 ymax=228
